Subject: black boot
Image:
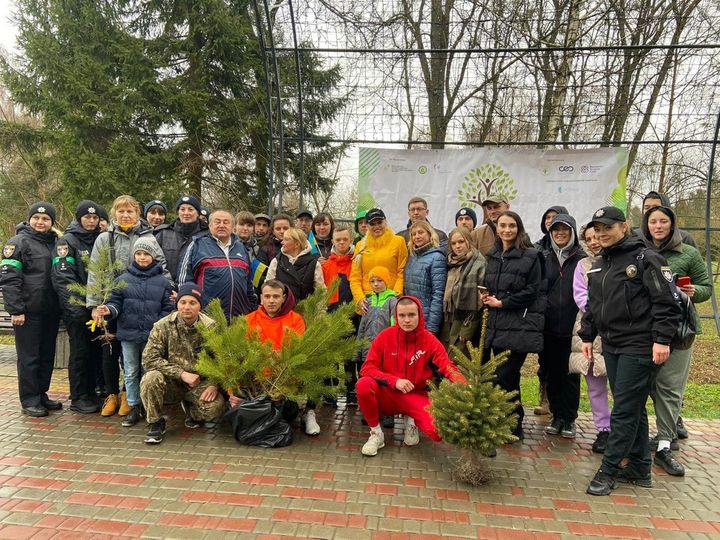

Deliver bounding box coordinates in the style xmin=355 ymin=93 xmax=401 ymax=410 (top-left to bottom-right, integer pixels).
xmin=586 ymin=469 xmax=617 ymax=496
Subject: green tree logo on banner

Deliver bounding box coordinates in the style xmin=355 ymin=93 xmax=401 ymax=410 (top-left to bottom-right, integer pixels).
xmin=457 ymin=164 xmax=518 ymax=207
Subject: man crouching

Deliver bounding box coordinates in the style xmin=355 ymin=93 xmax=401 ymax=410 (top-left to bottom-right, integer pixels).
xmin=140 ymin=283 xmax=226 ymax=444
xmin=357 ymin=296 xmax=466 ymax=456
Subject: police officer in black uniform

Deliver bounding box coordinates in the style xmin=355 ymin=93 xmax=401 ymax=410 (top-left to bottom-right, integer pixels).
xmin=51 ymin=200 xmax=104 ymax=414
xmin=0 ymin=202 xmax=62 ymax=417
xmin=580 ymin=207 xmax=681 ymax=496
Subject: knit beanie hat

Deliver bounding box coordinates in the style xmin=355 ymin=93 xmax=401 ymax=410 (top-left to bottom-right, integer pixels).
xmin=132 ymin=238 xmax=161 ymax=260
xmin=455 ymin=207 xmax=478 ymax=228
xmin=177 ymin=282 xmax=204 ymax=306
xmin=368 ymin=266 xmax=391 ymax=286
xmin=75 ymin=200 xmax=100 ymax=222
xmin=96 ymin=204 xmax=109 ymax=222
xmin=28 ymin=201 xmax=56 ymax=224
xmin=144 ymin=199 xmax=167 ymax=217
xmin=176 ymin=195 xmax=202 ymax=214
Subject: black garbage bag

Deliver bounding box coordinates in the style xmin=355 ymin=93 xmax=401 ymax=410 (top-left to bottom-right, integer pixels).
xmin=223 ymin=395 xmax=294 ymax=448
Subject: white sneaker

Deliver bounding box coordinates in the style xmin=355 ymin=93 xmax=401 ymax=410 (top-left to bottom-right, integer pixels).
xmin=404 ymin=424 xmax=420 ymax=446
xmin=303 ymin=410 xmax=320 ymax=436
xmin=361 ymin=431 xmax=385 ymax=456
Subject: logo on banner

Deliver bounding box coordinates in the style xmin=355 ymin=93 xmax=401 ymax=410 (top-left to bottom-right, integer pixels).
xmin=457 ymin=163 xmax=518 ymax=208
xmin=559 ymin=166 xmax=574 ymax=172
xmin=418 ymin=165 xmax=428 ymax=174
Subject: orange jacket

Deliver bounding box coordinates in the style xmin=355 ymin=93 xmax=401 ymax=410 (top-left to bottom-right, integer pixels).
xmin=322 ymin=250 xmax=354 ymax=305
xmin=246 ymin=307 xmax=306 ymax=350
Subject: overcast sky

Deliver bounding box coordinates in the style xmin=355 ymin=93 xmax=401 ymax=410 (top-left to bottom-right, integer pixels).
xmin=0 ymin=0 xmax=18 ymax=56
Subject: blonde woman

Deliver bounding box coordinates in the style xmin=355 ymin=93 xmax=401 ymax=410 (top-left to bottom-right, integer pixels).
xmin=402 ymin=221 xmax=447 ymax=334
xmin=266 ymin=227 xmax=325 ymax=303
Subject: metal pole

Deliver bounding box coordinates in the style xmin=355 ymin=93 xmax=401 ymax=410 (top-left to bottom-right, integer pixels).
xmin=251 ymin=0 xmax=275 ymax=215
xmin=704 ymin=108 xmax=720 ymax=335
xmin=263 ymin=0 xmax=285 ymax=211
xmin=287 ymin=0 xmax=306 ymax=208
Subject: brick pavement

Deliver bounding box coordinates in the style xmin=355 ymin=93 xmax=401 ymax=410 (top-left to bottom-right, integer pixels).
xmin=0 ymin=345 xmax=719 ymax=539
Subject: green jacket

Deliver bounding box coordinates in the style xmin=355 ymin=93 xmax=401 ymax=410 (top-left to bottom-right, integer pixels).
xmin=662 ymin=244 xmax=712 ymax=330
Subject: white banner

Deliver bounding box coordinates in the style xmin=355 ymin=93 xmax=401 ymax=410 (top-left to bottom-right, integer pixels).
xmin=358 ymin=147 xmax=628 ymax=241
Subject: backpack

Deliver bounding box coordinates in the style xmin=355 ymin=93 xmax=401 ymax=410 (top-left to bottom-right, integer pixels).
xmin=636 ymin=249 xmax=696 ymax=350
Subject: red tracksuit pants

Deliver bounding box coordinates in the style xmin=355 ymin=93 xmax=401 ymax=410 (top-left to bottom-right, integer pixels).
xmin=356 ymin=376 xmax=441 ymax=441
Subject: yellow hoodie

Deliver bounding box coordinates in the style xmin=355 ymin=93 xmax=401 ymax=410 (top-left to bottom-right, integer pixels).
xmin=349 ymin=228 xmax=408 ymax=307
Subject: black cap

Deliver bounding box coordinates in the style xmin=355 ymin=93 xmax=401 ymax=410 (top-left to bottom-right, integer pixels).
xmin=75 ymin=200 xmax=100 ymax=222
xmin=96 ymin=204 xmax=109 ymax=222
xmin=28 ymin=201 xmax=56 ymax=223
xmin=143 ymin=199 xmax=167 ymax=217
xmin=455 ymin=207 xmax=478 ymax=227
xmin=295 ymin=208 xmax=313 ymax=220
xmin=587 ymin=206 xmax=626 ymax=227
xmin=176 ymin=282 xmax=204 ymax=306
xmin=365 ymin=208 xmax=386 ymax=223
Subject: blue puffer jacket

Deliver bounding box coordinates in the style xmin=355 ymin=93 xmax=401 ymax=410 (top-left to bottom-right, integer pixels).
xmin=105 ymin=261 xmax=174 ymax=343
xmin=403 ymin=245 xmax=447 ymax=333
xmin=177 ymin=233 xmax=258 ymax=320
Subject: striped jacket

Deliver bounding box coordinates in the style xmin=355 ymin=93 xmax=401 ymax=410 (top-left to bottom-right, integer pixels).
xmin=177 ymin=234 xmax=258 ymax=320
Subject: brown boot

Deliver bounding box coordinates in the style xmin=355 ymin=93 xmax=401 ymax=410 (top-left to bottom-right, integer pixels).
xmin=101 ymin=394 xmax=119 ymax=417
xmin=118 ymin=391 xmax=132 ymax=416
xmin=534 ymin=382 xmax=549 ymax=415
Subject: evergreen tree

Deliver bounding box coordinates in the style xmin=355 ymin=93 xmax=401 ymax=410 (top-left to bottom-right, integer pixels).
xmin=1 ymin=0 xmax=346 ymax=209
xmin=429 ymin=311 xmax=518 ymax=486
xmin=196 ymin=285 xmax=363 ymax=403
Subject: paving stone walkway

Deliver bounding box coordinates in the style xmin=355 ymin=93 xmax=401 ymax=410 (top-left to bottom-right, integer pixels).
xmin=0 ymin=346 xmax=719 ymax=539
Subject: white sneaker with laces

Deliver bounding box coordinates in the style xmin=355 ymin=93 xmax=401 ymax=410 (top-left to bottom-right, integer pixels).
xmin=404 ymin=424 xmax=420 ymax=446
xmin=303 ymin=410 xmax=320 ymax=435
xmin=362 ymin=431 xmax=385 ymax=456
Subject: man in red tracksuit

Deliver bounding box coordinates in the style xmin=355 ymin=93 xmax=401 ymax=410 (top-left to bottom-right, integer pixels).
xmin=357 ymin=296 xmax=466 ymax=456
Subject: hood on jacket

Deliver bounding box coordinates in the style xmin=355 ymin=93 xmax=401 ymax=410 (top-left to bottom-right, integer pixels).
xmin=540 ymin=206 xmax=570 ymax=234
xmin=63 ymin=219 xmax=100 ymax=244
xmin=15 ymin=222 xmax=58 ymax=243
xmin=260 ymin=282 xmax=297 ymax=318
xmin=642 ymin=191 xmax=672 ymax=211
xmin=393 ymin=295 xmax=426 ymax=334
xmin=548 ymin=213 xmax=578 ymax=265
xmin=330 ymin=244 xmax=354 ymax=257
xmin=641 ymin=205 xmax=683 ymax=253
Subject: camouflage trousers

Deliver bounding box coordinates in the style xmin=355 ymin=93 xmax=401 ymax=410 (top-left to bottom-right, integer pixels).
xmin=140 ymin=370 xmax=226 ymax=424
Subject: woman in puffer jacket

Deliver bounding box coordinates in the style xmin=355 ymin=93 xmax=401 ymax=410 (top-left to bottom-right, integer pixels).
xmin=570 ymin=224 xmax=611 ymax=454
xmin=403 ymin=221 xmax=447 ymax=334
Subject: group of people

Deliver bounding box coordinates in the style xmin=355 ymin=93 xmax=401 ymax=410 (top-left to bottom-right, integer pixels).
xmin=0 ymin=189 xmax=709 ymax=497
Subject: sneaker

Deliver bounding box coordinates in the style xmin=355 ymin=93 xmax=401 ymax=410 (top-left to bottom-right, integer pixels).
xmin=345 ymin=391 xmax=358 ymax=407
xmin=144 ymin=417 xmax=166 ymax=444
xmin=403 ymin=424 xmax=420 ymax=446
xmin=650 ymin=434 xmax=679 ymax=451
xmin=21 ymin=405 xmax=48 ymax=417
xmin=70 ymin=399 xmax=101 ymax=414
xmin=676 ymin=417 xmax=689 ymax=439
xmin=654 ymin=448 xmax=685 ymax=476
xmin=592 ymin=431 xmax=610 ymax=454
xmin=361 ymin=431 xmax=385 ymax=456
xmin=101 ymin=394 xmax=119 ymax=417
xmin=586 ymin=470 xmax=617 ymax=496
xmin=121 ymin=406 xmax=142 ymax=427
xmin=118 ymin=391 xmax=132 ymax=416
xmin=545 ymin=418 xmax=563 ymax=435
xmin=560 ymin=421 xmax=577 ymax=439
xmin=617 ymin=466 xmax=652 ymax=488
xmin=381 ymin=415 xmax=395 ymax=429
xmin=303 ymin=410 xmax=320 ymax=436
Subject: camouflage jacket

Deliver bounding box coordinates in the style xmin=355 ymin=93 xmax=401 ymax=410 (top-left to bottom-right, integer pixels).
xmin=142 ymin=311 xmax=215 ymax=380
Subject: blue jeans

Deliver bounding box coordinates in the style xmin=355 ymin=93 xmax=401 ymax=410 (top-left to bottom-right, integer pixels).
xmin=121 ymin=341 xmax=146 ymax=407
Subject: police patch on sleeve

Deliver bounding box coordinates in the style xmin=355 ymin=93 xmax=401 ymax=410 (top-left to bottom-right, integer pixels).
xmin=3 ymin=245 xmax=15 ymax=258
xmin=56 ymin=245 xmax=68 ymax=258
xmin=660 ymin=266 xmax=673 ymax=282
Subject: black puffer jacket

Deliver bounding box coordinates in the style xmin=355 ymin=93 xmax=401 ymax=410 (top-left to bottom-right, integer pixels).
xmin=154 ymin=219 xmax=209 ymax=281
xmin=51 ymin=221 xmax=100 ymax=320
xmin=1 ymin=223 xmax=59 ymax=315
xmin=541 ymin=214 xmax=586 ymax=337
xmin=579 ymin=235 xmax=681 ymax=356
xmin=484 ymin=243 xmax=546 ymax=353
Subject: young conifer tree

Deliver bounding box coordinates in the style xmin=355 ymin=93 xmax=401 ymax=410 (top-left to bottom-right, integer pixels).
xmin=429 ymin=310 xmax=518 ymax=485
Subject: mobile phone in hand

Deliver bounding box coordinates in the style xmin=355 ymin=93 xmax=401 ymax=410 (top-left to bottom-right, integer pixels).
xmin=676 ymin=276 xmax=691 ymax=288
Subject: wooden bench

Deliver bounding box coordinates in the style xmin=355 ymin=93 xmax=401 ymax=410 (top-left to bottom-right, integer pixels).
xmin=0 ymin=289 xmax=70 ymax=369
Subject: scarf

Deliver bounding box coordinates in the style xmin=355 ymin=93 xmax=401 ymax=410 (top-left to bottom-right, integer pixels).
xmin=443 ymin=250 xmax=486 ymax=315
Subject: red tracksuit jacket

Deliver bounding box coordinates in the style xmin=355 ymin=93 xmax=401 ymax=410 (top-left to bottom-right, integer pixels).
xmin=360 ymin=296 xmax=465 ymax=390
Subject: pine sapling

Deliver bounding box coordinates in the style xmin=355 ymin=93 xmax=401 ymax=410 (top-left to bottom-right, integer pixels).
xmin=429 ymin=310 xmax=518 ymax=486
